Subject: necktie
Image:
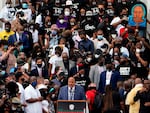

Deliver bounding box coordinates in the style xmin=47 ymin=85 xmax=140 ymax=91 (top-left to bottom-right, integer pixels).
xmin=70 ymin=88 xmax=74 ymax=100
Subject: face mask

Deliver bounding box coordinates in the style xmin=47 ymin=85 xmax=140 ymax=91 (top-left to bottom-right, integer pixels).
xmin=97 ymin=35 xmax=103 ymax=40
xmin=64 ymin=11 xmax=70 ymax=16
xmin=81 ymin=14 xmax=85 ymax=16
xmin=22 ymin=3 xmax=28 ymax=9
xmin=47 ymin=22 xmax=51 ymax=26
xmin=95 ymin=54 xmax=100 ymax=58
xmin=31 ymin=81 xmax=37 ymax=87
xmin=6 ymin=4 xmax=11 ymax=8
xmin=37 ymin=64 xmax=42 ymax=68
xmin=107 ymin=9 xmax=114 ymax=16
xmin=92 ymin=2 xmax=96 ymax=5
xmin=0 ymin=71 xmax=6 ymax=76
xmin=59 ymin=19 xmax=64 ymax=24
xmin=111 ymin=34 xmax=116 ymax=38
xmin=122 ymin=1 xmax=126 ymax=4
xmin=148 ymin=74 xmax=150 ymax=80
xmin=4 ymin=45 xmax=8 ymax=50
xmin=136 ymin=48 xmax=141 ymax=53
xmin=87 ymin=57 xmax=92 ymax=62
xmin=20 ymin=45 xmax=24 ymax=51
xmin=51 ymin=94 xmax=57 ymax=101
xmin=99 ymin=8 xmax=104 ymax=13
xmin=21 ymin=78 xmax=25 ymax=82
xmin=108 ymin=2 xmax=112 ymax=6
xmin=80 ymin=74 xmax=84 ymax=77
xmin=51 ymin=30 xmax=57 ymax=35
xmin=5 ymin=27 xmax=10 ymax=32
xmin=25 ymin=27 xmax=29 ymax=31
xmin=114 ymin=60 xmax=119 ymax=68
xmin=77 ymin=63 xmax=83 ymax=67
xmin=99 ymin=62 xmax=103 ymax=66
xmin=70 ymin=22 xmax=75 ymax=26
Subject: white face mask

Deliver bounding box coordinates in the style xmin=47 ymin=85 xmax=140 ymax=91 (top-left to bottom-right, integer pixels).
xmin=136 ymin=48 xmax=141 ymax=53
xmin=111 ymin=34 xmax=117 ymax=39
xmin=148 ymin=74 xmax=150 ymax=80
xmin=64 ymin=11 xmax=70 ymax=16
xmin=59 ymin=19 xmax=64 ymax=24
xmin=95 ymin=54 xmax=99 ymax=58
xmin=6 ymin=4 xmax=11 ymax=8
xmin=87 ymin=57 xmax=92 ymax=62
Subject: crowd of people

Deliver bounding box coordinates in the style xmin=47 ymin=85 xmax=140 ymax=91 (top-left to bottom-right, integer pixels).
xmin=0 ymin=0 xmax=150 ymax=113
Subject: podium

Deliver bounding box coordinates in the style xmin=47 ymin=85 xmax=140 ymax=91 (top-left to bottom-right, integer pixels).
xmin=57 ymin=100 xmax=88 ymax=113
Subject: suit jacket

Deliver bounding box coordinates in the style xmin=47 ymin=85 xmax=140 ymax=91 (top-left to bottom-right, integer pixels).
xmin=8 ymin=32 xmax=29 ymax=49
xmin=98 ymin=70 xmax=121 ymax=94
xmin=69 ymin=65 xmax=78 ymax=77
xmin=89 ymin=64 xmax=106 ymax=90
xmin=30 ymin=67 xmax=48 ymax=79
xmin=58 ymin=85 xmax=86 ymax=100
xmin=56 ymin=60 xmax=75 ymax=76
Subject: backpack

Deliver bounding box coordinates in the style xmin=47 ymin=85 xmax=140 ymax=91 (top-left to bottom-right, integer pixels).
xmin=92 ymin=91 xmax=103 ymax=112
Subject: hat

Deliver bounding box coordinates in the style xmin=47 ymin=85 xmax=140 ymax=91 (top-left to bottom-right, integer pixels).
xmin=37 ymin=84 xmax=47 ymax=90
xmin=86 ymin=11 xmax=93 ymax=16
xmin=12 ymin=97 xmax=21 ymax=104
xmin=66 ymin=0 xmax=73 ymax=6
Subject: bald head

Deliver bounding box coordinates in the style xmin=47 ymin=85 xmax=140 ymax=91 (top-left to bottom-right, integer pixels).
xmin=29 ymin=76 xmax=37 ymax=83
xmin=68 ymin=77 xmax=75 ymax=88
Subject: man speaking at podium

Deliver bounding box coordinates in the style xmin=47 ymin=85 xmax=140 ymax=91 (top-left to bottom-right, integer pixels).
xmin=58 ymin=77 xmax=86 ymax=100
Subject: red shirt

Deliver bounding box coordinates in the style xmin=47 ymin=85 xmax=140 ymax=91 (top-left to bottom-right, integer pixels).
xmin=86 ymin=89 xmax=96 ymax=111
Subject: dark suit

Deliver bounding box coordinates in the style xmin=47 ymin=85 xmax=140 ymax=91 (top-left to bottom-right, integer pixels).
xmin=98 ymin=70 xmax=121 ymax=94
xmin=70 ymin=65 xmax=78 ymax=77
xmin=58 ymin=85 xmax=86 ymax=100
xmin=8 ymin=32 xmax=29 ymax=50
xmin=30 ymin=67 xmax=48 ymax=79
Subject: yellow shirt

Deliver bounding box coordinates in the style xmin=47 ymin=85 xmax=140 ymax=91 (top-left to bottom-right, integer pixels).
xmin=0 ymin=30 xmax=14 ymax=40
xmin=125 ymin=84 xmax=143 ymax=113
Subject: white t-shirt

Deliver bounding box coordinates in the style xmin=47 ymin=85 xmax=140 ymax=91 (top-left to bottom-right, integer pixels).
xmin=35 ymin=14 xmax=43 ymax=27
xmin=48 ymin=55 xmax=62 ymax=74
xmin=24 ymin=85 xmax=43 ymax=113
xmin=17 ymin=82 xmax=26 ymax=111
xmin=109 ymin=46 xmax=129 ymax=57
xmin=110 ymin=17 xmax=124 ymax=37
xmin=0 ymin=6 xmax=16 ymax=29
xmin=30 ymin=29 xmax=39 ymax=43
xmin=51 ymin=45 xmax=69 ymax=57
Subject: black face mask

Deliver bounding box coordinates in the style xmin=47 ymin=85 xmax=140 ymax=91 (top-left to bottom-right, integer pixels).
xmin=99 ymin=8 xmax=104 ymax=13
xmin=21 ymin=78 xmax=25 ymax=82
xmin=37 ymin=64 xmax=42 ymax=68
xmin=99 ymin=62 xmax=104 ymax=66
